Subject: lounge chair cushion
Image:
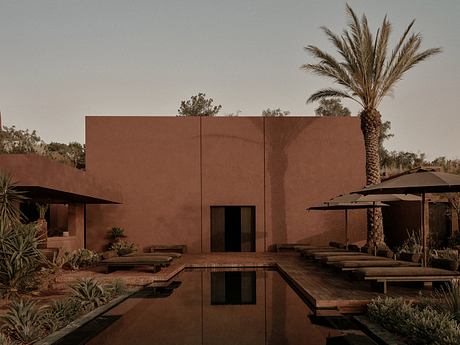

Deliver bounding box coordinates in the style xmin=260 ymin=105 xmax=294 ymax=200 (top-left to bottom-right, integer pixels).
xmin=355 ymin=267 xmax=460 ymax=280
xmin=124 ymin=252 xmax=182 ymax=258
xmin=102 ymin=255 xmax=173 ymax=265
xmin=321 ymin=255 xmax=387 ymax=263
xmin=334 ymin=260 xmax=419 ymax=269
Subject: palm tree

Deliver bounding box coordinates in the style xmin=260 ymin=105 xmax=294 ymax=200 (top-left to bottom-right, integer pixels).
xmin=302 ymin=5 xmax=441 ymax=248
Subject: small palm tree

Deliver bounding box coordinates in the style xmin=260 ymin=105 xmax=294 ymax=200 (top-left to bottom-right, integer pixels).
xmin=302 ymin=5 xmax=441 ymax=247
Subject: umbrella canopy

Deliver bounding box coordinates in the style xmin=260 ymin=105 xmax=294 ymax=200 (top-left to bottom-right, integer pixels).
xmin=325 ymin=193 xmax=421 ymax=204
xmin=356 ymin=171 xmax=460 ymax=195
xmin=307 ymin=201 xmax=388 ymax=248
xmin=355 ymin=170 xmax=460 ymax=266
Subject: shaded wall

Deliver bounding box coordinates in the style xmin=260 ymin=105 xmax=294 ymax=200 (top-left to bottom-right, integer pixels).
xmin=86 ymin=116 xmax=366 ymax=252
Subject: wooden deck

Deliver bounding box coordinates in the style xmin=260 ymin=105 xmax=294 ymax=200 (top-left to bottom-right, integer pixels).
xmin=108 ymin=252 xmax=428 ymax=315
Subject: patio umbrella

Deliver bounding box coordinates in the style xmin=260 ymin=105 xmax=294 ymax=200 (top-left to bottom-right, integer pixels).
xmin=356 ymin=170 xmax=460 ymax=266
xmin=307 ymin=201 xmax=388 ymax=248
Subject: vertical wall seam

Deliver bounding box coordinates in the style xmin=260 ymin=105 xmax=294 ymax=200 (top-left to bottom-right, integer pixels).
xmin=263 ymin=116 xmax=267 ymax=252
xmin=200 ymin=117 xmax=203 ymax=253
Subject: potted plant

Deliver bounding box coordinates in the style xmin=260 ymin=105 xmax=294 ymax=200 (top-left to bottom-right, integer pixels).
xmin=397 ymin=230 xmax=422 ymax=263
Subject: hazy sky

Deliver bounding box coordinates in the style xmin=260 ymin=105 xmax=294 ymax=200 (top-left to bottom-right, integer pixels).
xmin=0 ymin=0 xmax=458 ymax=159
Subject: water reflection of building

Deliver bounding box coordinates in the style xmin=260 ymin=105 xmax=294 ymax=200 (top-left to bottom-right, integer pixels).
xmin=87 ymin=270 xmax=339 ymax=345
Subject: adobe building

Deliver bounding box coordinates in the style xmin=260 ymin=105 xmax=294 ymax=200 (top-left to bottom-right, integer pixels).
xmin=84 ymin=116 xmax=367 ymax=253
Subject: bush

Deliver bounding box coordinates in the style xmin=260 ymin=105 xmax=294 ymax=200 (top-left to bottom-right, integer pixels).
xmin=42 ymin=297 xmax=82 ymax=333
xmin=433 ymin=279 xmax=460 ymax=323
xmin=0 ymin=299 xmax=46 ymax=344
xmin=109 ymin=241 xmax=137 ymax=256
xmin=0 ymin=222 xmax=46 ymax=297
xmin=108 ymin=227 xmax=125 ymax=241
xmin=69 ymin=278 xmax=109 ymax=311
xmin=368 ymin=296 xmax=460 ymax=345
xmin=65 ymin=249 xmax=100 ymax=270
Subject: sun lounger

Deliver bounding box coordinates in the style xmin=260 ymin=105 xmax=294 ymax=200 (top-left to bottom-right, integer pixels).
xmin=300 ymin=248 xmax=348 ymax=257
xmin=331 ymin=260 xmax=419 ymax=271
xmin=319 ymin=255 xmax=387 ymax=263
xmin=311 ymin=251 xmax=366 ymax=260
xmin=101 ymin=255 xmax=173 ymax=273
xmin=354 ymin=267 xmax=460 ymax=293
xmin=150 ymin=244 xmax=187 ymax=254
xmin=124 ymin=252 xmax=182 ymax=258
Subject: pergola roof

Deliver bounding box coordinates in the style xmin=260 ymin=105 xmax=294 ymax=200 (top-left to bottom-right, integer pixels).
xmin=0 ymin=154 xmax=122 ymax=204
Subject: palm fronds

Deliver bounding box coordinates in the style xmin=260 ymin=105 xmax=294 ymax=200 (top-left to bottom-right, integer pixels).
xmin=302 ymin=4 xmax=441 ymax=109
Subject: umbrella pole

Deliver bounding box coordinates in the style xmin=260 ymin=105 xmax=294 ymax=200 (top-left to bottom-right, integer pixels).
xmin=422 ymin=193 xmax=427 ymax=267
xmin=345 ymin=209 xmax=349 ymax=249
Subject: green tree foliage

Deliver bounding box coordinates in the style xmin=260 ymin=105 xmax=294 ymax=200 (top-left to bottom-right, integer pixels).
xmin=261 ymin=108 xmax=290 ymax=117
xmin=0 ymin=125 xmax=44 ymax=154
xmin=46 ymin=141 xmax=85 ymax=169
xmin=178 ymin=92 xmax=222 ymax=116
xmin=0 ymin=125 xmax=85 ymax=169
xmin=302 ymin=4 xmax=441 ymax=247
xmin=314 ymin=98 xmax=351 ymax=116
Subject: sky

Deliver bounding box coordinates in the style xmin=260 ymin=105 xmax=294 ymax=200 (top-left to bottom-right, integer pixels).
xmin=0 ymin=0 xmax=458 ymax=159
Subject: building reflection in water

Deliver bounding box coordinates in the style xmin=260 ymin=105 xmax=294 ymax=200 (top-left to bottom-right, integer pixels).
xmin=83 ymin=269 xmax=340 ymax=345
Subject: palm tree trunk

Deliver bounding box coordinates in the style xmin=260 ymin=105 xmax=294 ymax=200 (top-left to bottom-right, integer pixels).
xmin=360 ymin=108 xmax=385 ymax=248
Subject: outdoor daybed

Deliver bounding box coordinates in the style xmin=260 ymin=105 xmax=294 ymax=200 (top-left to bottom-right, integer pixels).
xmin=319 ymin=255 xmax=388 ymax=263
xmin=331 ymin=260 xmax=419 ymax=271
xmin=125 ymin=252 xmax=182 ymax=258
xmin=101 ymin=255 xmax=173 ymax=273
xmin=354 ymin=266 xmax=460 ymax=293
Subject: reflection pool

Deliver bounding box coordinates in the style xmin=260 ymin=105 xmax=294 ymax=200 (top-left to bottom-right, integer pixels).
xmin=55 ymin=269 xmax=369 ymax=345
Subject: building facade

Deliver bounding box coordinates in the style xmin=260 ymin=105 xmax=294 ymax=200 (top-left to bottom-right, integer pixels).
xmin=85 ymin=116 xmax=367 ymax=253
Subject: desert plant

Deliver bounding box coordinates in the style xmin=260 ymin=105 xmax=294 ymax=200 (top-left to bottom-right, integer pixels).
xmin=302 ymin=5 xmax=441 ymax=248
xmin=0 ymin=173 xmax=26 ymax=226
xmin=0 ymin=299 xmax=46 ymax=344
xmin=42 ymin=298 xmax=82 ymax=333
xmin=398 ymin=229 xmax=423 ymax=255
xmin=368 ymin=296 xmax=460 ymax=345
xmin=69 ymin=278 xmax=109 ymax=311
xmin=106 ymin=279 xmax=127 ymax=298
xmin=65 ymin=249 xmax=100 ymax=270
xmin=433 ymin=279 xmax=460 ymax=323
xmin=109 ymin=240 xmax=137 ymax=256
xmin=108 ymin=227 xmax=125 ymax=241
xmin=431 ymin=249 xmax=459 ymax=261
xmin=0 ymin=333 xmax=15 ymax=345
xmin=0 ymin=222 xmax=46 ymax=297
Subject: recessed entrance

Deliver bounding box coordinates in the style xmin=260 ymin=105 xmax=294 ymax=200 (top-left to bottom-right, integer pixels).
xmin=210 ymin=206 xmax=255 ymax=252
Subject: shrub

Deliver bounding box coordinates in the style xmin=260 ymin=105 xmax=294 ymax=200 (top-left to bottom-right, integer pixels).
xmin=433 ymin=279 xmax=460 ymax=323
xmin=0 ymin=173 xmax=26 ymax=226
xmin=108 ymin=227 xmax=125 ymax=241
xmin=109 ymin=241 xmax=137 ymax=256
xmin=106 ymin=279 xmax=127 ymax=298
xmin=65 ymin=249 xmax=100 ymax=270
xmin=0 ymin=333 xmax=15 ymax=345
xmin=0 ymin=299 xmax=46 ymax=344
xmin=367 ymin=296 xmax=460 ymax=345
xmin=397 ymin=229 xmax=423 ymax=255
xmin=42 ymin=298 xmax=82 ymax=333
xmin=69 ymin=278 xmax=109 ymax=311
xmin=0 ymin=222 xmax=46 ymax=297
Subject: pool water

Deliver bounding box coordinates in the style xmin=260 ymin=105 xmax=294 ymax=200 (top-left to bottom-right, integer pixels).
xmin=56 ymin=269 xmax=370 ymax=345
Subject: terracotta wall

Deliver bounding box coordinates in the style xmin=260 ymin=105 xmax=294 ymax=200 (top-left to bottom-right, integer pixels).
xmin=86 ymin=116 xmax=366 ymax=252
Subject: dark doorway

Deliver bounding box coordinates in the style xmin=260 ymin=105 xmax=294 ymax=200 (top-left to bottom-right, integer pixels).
xmin=211 ymin=206 xmax=255 ymax=252
xmin=210 ymin=271 xmax=256 ymax=305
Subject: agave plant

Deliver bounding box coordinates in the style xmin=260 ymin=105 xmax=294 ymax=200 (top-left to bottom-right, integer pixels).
xmin=69 ymin=278 xmax=109 ymax=310
xmin=0 ymin=173 xmax=26 ymax=226
xmin=0 ymin=222 xmax=46 ymax=297
xmin=0 ymin=299 xmax=46 ymax=344
xmin=42 ymin=298 xmax=82 ymax=333
xmin=434 ymin=278 xmax=460 ymax=323
xmin=0 ymin=333 xmax=15 ymax=345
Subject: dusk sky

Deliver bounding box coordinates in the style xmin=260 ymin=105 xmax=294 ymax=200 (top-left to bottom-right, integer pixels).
xmin=0 ymin=0 xmax=458 ymax=159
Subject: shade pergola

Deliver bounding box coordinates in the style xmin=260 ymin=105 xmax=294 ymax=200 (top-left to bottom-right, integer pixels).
xmin=307 ymin=201 xmax=388 ymax=248
xmin=356 ymin=170 xmax=460 ymax=266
